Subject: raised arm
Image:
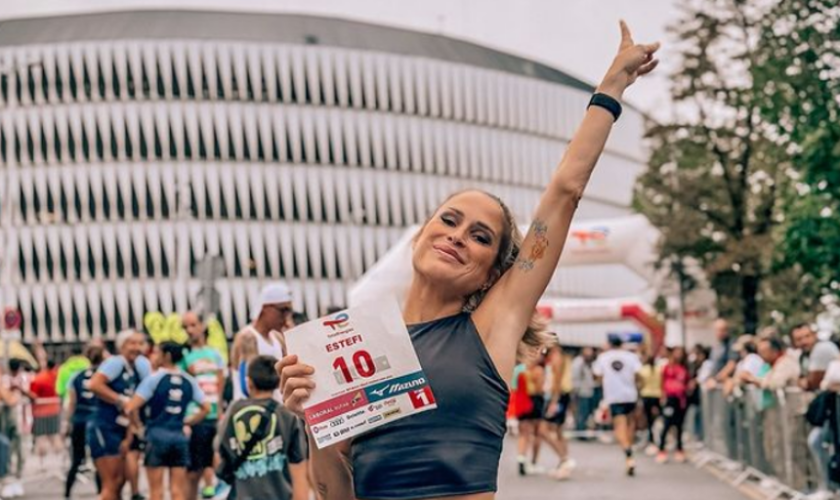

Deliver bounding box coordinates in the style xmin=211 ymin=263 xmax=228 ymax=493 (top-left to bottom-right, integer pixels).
xmin=475 ymin=22 xmax=659 ymax=373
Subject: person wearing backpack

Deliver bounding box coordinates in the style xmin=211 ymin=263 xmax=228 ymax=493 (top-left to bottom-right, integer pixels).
xmin=218 ymin=355 xmax=308 ymax=500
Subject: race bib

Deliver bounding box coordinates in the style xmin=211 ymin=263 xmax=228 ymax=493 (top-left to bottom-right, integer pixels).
xmin=284 ymin=300 xmax=437 ymax=449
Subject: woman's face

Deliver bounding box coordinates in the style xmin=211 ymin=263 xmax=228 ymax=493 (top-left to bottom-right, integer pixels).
xmin=412 ymin=192 xmax=505 ymax=299
xmin=149 ymin=345 xmax=164 ymax=369
xmin=120 ymin=333 xmax=146 ymax=362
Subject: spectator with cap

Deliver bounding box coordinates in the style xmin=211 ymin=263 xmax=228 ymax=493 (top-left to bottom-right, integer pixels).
xmin=230 ymin=282 xmax=295 ymax=402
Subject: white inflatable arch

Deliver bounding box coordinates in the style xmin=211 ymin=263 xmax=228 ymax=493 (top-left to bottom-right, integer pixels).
xmin=350 ymin=214 xmax=665 ymax=349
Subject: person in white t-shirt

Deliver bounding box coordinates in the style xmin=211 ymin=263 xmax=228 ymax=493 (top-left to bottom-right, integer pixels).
xmin=593 ymin=336 xmax=643 ymax=477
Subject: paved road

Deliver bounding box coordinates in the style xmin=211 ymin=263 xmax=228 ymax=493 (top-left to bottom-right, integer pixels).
xmin=497 ymin=437 xmax=750 ymax=500
xmin=21 ymin=438 xmax=749 ymax=499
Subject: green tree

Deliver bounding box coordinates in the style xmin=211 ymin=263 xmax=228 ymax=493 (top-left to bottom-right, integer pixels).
xmin=753 ymin=0 xmax=840 ymax=299
xmin=635 ymin=0 xmax=798 ymax=333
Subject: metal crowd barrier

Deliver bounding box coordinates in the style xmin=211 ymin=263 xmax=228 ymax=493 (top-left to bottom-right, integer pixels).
xmin=699 ymin=387 xmax=822 ymax=498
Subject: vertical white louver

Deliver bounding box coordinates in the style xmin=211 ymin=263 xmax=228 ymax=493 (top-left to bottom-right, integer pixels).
xmin=0 ymin=19 xmax=643 ymax=343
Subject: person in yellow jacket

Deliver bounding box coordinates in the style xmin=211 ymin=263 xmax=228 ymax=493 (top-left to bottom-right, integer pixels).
xmin=638 ymin=350 xmax=663 ymax=455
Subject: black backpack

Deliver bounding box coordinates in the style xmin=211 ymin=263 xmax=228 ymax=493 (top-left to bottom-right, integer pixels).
xmin=806 ymin=391 xmax=835 ymax=427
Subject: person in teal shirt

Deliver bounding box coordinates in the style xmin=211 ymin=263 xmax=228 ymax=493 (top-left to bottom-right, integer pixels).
xmin=180 ymin=311 xmax=226 ymax=500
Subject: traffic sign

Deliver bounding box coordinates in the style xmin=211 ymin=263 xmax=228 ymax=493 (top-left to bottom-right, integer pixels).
xmin=3 ymin=308 xmax=21 ymax=331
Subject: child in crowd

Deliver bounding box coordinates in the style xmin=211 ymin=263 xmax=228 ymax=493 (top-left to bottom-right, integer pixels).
xmin=218 ymin=355 xmax=309 ymax=500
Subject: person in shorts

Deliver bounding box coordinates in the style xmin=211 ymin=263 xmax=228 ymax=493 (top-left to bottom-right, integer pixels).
xmin=542 ymin=345 xmax=574 ymax=480
xmin=126 ymin=341 xmax=209 ymax=500
xmin=65 ymin=345 xmax=105 ymax=499
xmin=218 ymin=355 xmax=308 ymax=500
xmin=181 ymin=310 xmax=227 ymax=500
xmin=88 ymin=330 xmax=152 ymax=500
xmin=31 ymin=359 xmax=63 ymax=459
xmin=593 ymin=336 xmax=642 ymax=476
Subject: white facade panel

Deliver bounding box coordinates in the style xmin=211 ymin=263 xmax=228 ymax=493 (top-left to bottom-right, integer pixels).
xmin=0 ymin=17 xmax=646 ymax=341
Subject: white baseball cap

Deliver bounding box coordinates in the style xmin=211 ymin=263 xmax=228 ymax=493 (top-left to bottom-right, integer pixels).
xmin=251 ymin=282 xmax=294 ymax=321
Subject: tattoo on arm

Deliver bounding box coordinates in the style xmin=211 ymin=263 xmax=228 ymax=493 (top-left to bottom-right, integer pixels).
xmin=317 ymin=483 xmax=328 ymax=499
xmin=516 ymin=220 xmax=549 ymax=271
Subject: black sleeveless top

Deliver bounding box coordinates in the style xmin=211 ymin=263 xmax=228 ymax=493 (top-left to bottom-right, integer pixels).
xmin=352 ymin=313 xmax=509 ymax=499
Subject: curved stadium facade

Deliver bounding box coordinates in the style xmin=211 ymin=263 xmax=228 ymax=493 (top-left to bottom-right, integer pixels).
xmin=0 ymin=10 xmax=647 ymax=344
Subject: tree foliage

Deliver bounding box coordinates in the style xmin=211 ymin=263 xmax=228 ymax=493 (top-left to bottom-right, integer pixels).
xmin=753 ymin=0 xmax=840 ymax=299
xmin=634 ymin=0 xmax=826 ymax=334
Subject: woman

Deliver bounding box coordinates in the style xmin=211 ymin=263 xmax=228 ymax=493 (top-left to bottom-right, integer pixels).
xmin=279 ymin=21 xmax=659 ymax=499
xmin=64 ymin=345 xmax=106 ymax=499
xmin=125 ymin=342 xmax=209 ymax=500
xmin=515 ymin=357 xmax=545 ymax=476
xmin=657 ymin=347 xmax=690 ymax=463
xmin=638 ymin=350 xmax=663 ymax=454
xmin=541 ymin=345 xmax=574 ymax=480
xmin=88 ymin=330 xmax=151 ymax=500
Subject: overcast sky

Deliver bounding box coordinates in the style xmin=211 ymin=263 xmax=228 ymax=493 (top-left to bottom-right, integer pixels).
xmin=0 ymin=0 xmax=684 ymax=119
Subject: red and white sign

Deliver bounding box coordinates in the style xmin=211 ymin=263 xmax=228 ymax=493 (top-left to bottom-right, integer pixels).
xmin=3 ymin=308 xmax=21 ymax=331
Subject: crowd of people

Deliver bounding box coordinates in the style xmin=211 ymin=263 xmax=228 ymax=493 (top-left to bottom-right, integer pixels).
xmin=2 ymin=294 xmax=837 ymax=500
xmin=505 ymin=316 xmax=840 ymax=500
xmin=0 ymin=282 xmax=314 ymax=500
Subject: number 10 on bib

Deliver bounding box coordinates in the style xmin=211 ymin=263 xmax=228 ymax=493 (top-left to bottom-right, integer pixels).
xmin=284 ymin=299 xmax=438 ymax=448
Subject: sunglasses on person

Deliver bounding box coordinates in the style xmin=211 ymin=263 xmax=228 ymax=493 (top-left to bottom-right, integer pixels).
xmin=268 ymin=304 xmax=293 ymax=315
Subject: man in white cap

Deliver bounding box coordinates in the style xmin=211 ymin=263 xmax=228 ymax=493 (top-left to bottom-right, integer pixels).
xmin=230 ymin=282 xmax=295 ymax=401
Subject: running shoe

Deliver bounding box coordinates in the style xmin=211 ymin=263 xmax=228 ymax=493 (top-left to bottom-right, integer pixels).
xmin=655 ymin=451 xmax=668 ymax=464
xmin=674 ymin=451 xmax=687 ymax=463
xmin=625 ymin=457 xmax=635 ymax=477
xmin=644 ymin=443 xmax=659 ymax=456
xmin=201 ymin=485 xmax=216 ymax=499
xmin=525 ymin=463 xmax=546 ymax=475
xmin=213 ymin=481 xmax=232 ymax=500
xmin=517 ymin=455 xmax=527 ymax=476
xmin=552 ymin=461 xmax=574 ymax=481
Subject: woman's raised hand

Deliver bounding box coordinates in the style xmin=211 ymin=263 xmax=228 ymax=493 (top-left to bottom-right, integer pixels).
xmin=276 ymin=354 xmax=316 ymax=419
xmin=599 ymin=20 xmax=660 ymax=98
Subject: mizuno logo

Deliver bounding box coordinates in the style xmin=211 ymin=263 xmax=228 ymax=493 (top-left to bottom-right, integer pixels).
xmin=370 ymin=377 xmax=426 ymax=398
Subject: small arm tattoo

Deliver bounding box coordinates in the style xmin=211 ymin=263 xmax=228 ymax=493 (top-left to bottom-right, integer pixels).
xmin=516 ymin=220 xmax=549 ymax=271
xmin=317 ymin=482 xmax=328 ymax=498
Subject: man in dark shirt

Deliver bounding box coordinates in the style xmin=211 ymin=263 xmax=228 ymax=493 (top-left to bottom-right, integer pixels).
xmin=707 ymin=319 xmax=739 ymax=386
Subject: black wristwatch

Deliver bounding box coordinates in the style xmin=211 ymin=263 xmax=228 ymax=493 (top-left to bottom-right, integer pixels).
xmin=588 ymin=93 xmax=622 ymax=122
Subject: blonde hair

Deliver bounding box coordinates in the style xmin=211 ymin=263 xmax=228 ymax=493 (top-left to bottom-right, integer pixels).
xmin=418 ymin=190 xmax=552 ymax=360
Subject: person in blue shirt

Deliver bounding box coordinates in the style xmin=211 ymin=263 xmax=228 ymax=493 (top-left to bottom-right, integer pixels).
xmin=125 ymin=341 xmax=209 ymax=500
xmin=88 ymin=330 xmax=152 ymax=500
xmin=64 ymin=344 xmax=105 ymax=499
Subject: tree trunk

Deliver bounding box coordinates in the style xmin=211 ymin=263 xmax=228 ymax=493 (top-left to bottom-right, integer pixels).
xmin=741 ymin=274 xmax=760 ymax=334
